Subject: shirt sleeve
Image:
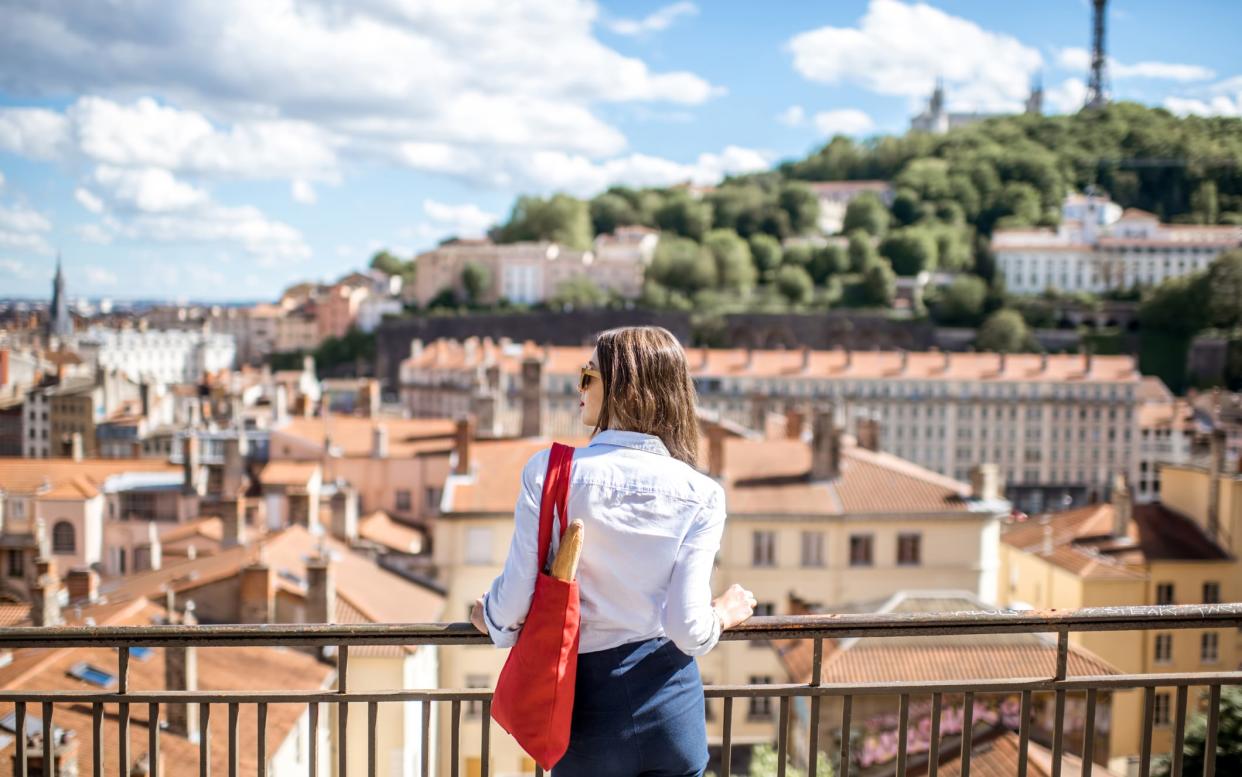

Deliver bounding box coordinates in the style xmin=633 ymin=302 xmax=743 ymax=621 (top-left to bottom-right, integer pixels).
xmin=481 ymin=448 xmax=550 ymax=648
xmin=662 ymin=486 xmax=727 ymax=657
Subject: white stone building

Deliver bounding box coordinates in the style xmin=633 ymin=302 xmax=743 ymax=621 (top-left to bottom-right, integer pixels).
xmin=74 ymin=327 xmax=237 ymax=384
xmin=993 ymin=192 xmax=1242 ymax=295
xmin=806 ymin=181 xmax=894 ymax=234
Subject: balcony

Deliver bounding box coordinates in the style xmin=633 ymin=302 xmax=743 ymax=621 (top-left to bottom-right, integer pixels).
xmin=1 ymin=603 xmax=1239 ymax=777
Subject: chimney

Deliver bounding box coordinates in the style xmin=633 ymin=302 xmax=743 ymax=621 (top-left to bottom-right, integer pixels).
xmin=222 ymin=435 xmax=247 ymax=497
xmin=800 ymin=346 xmax=811 ymax=372
xmin=305 ymin=557 xmax=335 ymax=625
xmin=65 ymin=566 xmax=99 ymax=604
xmin=785 ymin=408 xmax=805 ymax=440
xmin=221 ymin=496 xmax=247 ymax=548
xmin=69 ymin=431 xmax=83 ymax=462
xmin=842 ymin=347 xmax=853 ymax=372
xmin=1083 ymin=345 xmax=1094 ymax=376
xmin=365 ymin=379 xmax=380 ymax=418
xmin=164 ymin=601 xmax=199 ymax=740
xmin=1111 ymin=473 xmax=1132 ymax=539
xmin=329 ymin=485 xmax=358 ymax=542
xmin=239 ymin=562 xmax=274 ymax=624
xmin=997 ymin=352 xmax=1007 ymax=374
xmin=145 ymin=521 xmax=162 ymax=571
xmin=303 ymin=354 xmax=316 ymax=376
xmin=0 ymin=348 xmax=8 ymax=387
xmin=1040 ymin=351 xmax=1050 ymax=373
xmin=743 ymin=346 xmax=754 ymax=370
xmin=898 ymin=349 xmax=909 ymax=374
xmin=454 ymin=416 xmax=474 ymax=476
xmin=182 ymin=433 xmax=200 ymax=495
xmin=698 ymin=347 xmax=709 ymax=370
xmin=273 ymin=384 xmax=289 ymax=424
xmin=471 ymin=390 xmax=498 ymax=438
xmin=810 ymin=406 xmax=842 ymax=481
xmin=31 ymin=558 xmax=61 ymax=627
xmin=969 ymin=463 xmax=1001 ymax=501
xmin=1207 ymin=428 xmax=1225 ymax=539
xmin=750 ymin=393 xmax=767 ymax=433
xmin=1040 ymin=516 xmax=1054 ymax=556
xmin=371 ymin=424 xmax=389 ymax=459
xmin=519 ymin=357 xmax=543 ymax=437
xmin=707 ymin=425 xmax=727 ymax=479
xmin=485 ymin=363 xmax=501 ymax=391
xmin=857 ymin=417 xmax=881 ymax=452
xmin=942 ymin=350 xmax=951 ymax=372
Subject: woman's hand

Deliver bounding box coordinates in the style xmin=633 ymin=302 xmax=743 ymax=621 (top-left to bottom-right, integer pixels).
xmin=712 ymin=583 xmax=758 ymax=630
xmin=469 ymin=596 xmax=488 ymax=634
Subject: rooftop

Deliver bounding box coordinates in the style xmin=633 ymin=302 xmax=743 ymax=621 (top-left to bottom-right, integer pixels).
xmin=0 ymin=458 xmax=182 ymax=499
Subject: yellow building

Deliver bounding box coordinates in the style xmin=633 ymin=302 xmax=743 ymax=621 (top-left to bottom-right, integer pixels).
xmin=997 ymin=440 xmax=1241 ymax=776
xmin=433 ymin=410 xmax=1009 ymax=776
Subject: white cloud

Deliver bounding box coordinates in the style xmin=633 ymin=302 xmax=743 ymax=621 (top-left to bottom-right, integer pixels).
xmin=1164 ymin=94 xmax=1242 ymax=118
xmin=0 ymin=258 xmax=35 ymax=279
xmin=74 ymin=187 xmax=105 ymax=214
xmin=1056 ymin=47 xmax=1214 ymax=82
xmin=76 ymin=222 xmax=114 ymax=244
xmin=777 ymin=106 xmax=806 ymax=127
xmin=112 ymin=204 xmax=311 ymax=266
xmin=0 ymin=0 xmax=719 ymax=181
xmin=0 ymin=203 xmax=51 ymax=234
xmin=422 ymin=200 xmax=497 ymax=237
xmin=0 ymin=231 xmax=53 ymax=255
xmin=85 ymin=266 xmax=118 ymax=286
xmin=788 ymin=0 xmax=1042 ymax=111
xmin=91 ymin=165 xmax=209 ymax=213
xmin=1046 ymin=77 xmax=1089 ymax=114
xmin=517 ymin=145 xmax=771 ymax=197
xmin=812 ymin=109 xmax=875 ymax=136
xmin=291 ymin=179 xmax=317 ymax=205
xmin=606 ymin=2 xmax=698 ymax=36
xmin=0 ymin=170 xmax=5 ymax=189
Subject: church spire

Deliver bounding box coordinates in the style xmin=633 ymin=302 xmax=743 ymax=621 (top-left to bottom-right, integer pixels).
xmin=48 ymin=250 xmax=73 ymax=342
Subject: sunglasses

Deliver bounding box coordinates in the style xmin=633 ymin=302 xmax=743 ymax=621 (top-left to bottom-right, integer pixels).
xmin=578 ymin=365 xmax=602 ymax=392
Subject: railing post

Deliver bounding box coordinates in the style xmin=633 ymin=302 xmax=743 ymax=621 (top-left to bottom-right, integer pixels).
xmin=338 ymin=645 xmax=349 ymax=777
xmin=807 ymin=638 xmax=822 ymax=777
xmin=14 ymin=701 xmax=25 ymax=777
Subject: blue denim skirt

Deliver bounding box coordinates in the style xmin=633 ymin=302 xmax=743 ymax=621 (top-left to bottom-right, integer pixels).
xmin=553 ymin=637 xmax=709 ymax=777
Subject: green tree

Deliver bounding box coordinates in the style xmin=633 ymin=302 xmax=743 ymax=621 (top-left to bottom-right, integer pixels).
xmin=369 ymin=250 xmax=404 ymax=276
xmin=743 ymin=743 xmax=834 ymax=777
xmin=861 ymin=259 xmax=897 ymax=307
xmin=748 ymin=234 xmax=783 ymax=280
xmin=704 ymin=229 xmax=757 ymax=293
xmin=976 ymin=309 xmax=1031 ymax=352
xmin=656 ymin=194 xmax=714 ymax=242
xmin=891 ymin=189 xmax=925 ymax=227
xmin=775 ymin=264 xmax=814 ymax=304
xmin=589 ymin=192 xmax=639 ymax=236
xmin=427 ymin=287 xmax=458 ymax=310
xmin=460 ymin=262 xmax=491 ymax=306
xmin=779 ymin=182 xmax=821 ymax=234
xmin=810 ymin=244 xmax=850 ymax=285
xmin=1139 ymin=274 xmax=1210 ymax=335
xmin=1191 ymin=180 xmax=1220 ymax=224
xmin=1204 ymin=249 xmax=1242 ymax=329
xmin=847 ymin=230 xmax=878 ymax=273
xmin=932 ymin=275 xmax=988 ymax=326
xmin=647 ymin=236 xmax=717 ymax=295
xmin=497 ymin=194 xmax=592 ymax=249
xmin=1153 ymin=686 xmax=1242 ymax=777
xmin=549 ymin=276 xmax=608 ymax=310
xmin=879 ymin=228 xmax=939 ymax=276
xmin=782 ymin=243 xmax=814 ymax=269
xmin=842 ymin=192 xmax=889 ymax=237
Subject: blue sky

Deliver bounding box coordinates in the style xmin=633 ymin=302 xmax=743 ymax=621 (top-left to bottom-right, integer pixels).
xmin=1 ymin=0 xmax=1239 ymax=302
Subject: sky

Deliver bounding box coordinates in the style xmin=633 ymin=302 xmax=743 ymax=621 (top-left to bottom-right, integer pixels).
xmin=0 ymin=0 xmax=1239 ymax=303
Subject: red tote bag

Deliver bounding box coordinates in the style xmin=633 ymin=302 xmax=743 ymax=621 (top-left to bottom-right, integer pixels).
xmin=490 ymin=442 xmax=580 ymax=770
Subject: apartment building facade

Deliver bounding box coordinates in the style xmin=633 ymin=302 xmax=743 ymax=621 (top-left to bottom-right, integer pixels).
xmin=400 ymin=338 xmax=1144 ymax=513
xmin=992 ymin=192 xmax=1242 ymax=296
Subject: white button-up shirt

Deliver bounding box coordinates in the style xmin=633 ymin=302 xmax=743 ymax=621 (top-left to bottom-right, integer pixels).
xmin=481 ymin=429 xmax=727 ymax=656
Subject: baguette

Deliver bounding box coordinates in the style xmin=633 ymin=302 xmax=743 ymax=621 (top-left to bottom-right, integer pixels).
xmin=550 ymin=520 xmax=584 ymax=581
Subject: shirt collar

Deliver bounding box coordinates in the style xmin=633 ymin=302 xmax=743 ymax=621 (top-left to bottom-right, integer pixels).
xmin=588 ymin=429 xmax=670 ymax=457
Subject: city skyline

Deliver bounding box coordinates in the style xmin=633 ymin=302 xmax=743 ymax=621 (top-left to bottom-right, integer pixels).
xmin=1 ymin=0 xmax=1240 ymax=301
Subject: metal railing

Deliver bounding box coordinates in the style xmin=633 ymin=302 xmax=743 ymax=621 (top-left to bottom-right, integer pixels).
xmin=1 ymin=603 xmax=1240 ymax=777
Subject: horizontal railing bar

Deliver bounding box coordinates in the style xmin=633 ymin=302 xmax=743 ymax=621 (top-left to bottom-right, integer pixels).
xmin=2 ymin=603 xmax=1239 ymax=648
xmin=3 ymin=671 xmax=1237 ymax=705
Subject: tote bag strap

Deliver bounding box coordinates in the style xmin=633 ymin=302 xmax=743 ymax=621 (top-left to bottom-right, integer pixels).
xmin=535 ymin=442 xmax=574 ymax=575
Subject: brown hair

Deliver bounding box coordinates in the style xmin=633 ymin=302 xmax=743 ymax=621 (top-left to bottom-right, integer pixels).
xmin=591 ymin=326 xmax=700 ymax=468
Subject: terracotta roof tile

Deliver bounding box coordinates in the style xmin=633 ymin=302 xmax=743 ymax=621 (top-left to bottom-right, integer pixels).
xmin=258 ymin=460 xmax=320 ymax=487
xmin=273 ymin=415 xmax=458 ymax=459
xmin=358 ymin=511 xmax=425 ymax=554
xmin=0 ymin=458 xmax=182 ymax=499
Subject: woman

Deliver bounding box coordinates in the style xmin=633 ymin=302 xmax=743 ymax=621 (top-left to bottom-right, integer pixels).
xmin=470 ymin=325 xmax=756 ymax=777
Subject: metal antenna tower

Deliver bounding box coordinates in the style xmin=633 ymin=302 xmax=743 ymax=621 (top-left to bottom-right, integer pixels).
xmin=1084 ymin=0 xmax=1109 ymax=110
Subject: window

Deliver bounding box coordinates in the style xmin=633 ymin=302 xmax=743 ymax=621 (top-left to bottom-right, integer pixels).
xmin=1154 ymin=633 xmax=1173 ymax=664
xmin=801 ymin=531 xmax=825 ymax=568
xmin=464 ymin=527 xmax=492 ymax=565
xmin=52 ymin=521 xmax=76 ymax=554
xmin=1203 ymin=582 xmax=1220 ymax=604
xmin=5 ymin=550 xmax=23 ymax=579
xmin=849 ymin=534 xmax=873 ymax=567
xmin=424 ymin=487 xmax=442 ymax=512
xmin=752 ymin=531 xmax=776 ymax=567
xmin=395 ymin=489 xmax=411 ymax=512
xmin=747 ymin=676 xmax=773 ymax=718
xmin=1156 ymin=583 xmax=1175 ymax=605
xmin=1154 ymin=692 xmax=1171 ymax=727
xmin=896 ymin=533 xmax=921 ymax=566
xmin=1201 ymin=633 xmax=1219 ymax=663
xmin=464 ymin=674 xmax=489 ymax=717
xmin=67 ymin=662 xmax=117 ymax=688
